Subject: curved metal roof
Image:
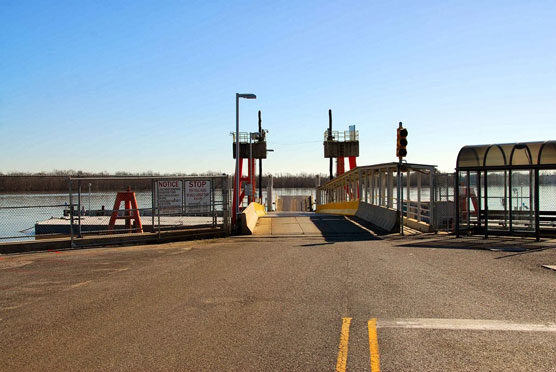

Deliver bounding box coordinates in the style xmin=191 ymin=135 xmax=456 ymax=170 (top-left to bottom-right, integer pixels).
xmin=456 ymin=141 xmax=556 ymax=169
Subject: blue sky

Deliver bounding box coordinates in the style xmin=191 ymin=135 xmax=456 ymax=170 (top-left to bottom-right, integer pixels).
xmin=1 ymin=0 xmax=555 ymax=174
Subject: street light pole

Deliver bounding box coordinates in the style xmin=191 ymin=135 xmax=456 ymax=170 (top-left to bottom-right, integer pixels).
xmin=258 ymin=110 xmax=263 ymax=202
xmin=235 ymin=94 xmax=240 ymax=217
xmin=235 ymin=93 xmax=256 ymax=221
xmin=249 ymin=133 xmax=253 ymax=204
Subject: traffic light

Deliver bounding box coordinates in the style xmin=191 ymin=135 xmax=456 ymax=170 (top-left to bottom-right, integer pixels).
xmin=396 ymin=125 xmax=408 ymax=158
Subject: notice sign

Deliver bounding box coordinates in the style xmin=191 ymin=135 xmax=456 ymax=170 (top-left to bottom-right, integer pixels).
xmin=157 ymin=180 xmax=183 ymax=214
xmin=186 ymin=180 xmax=211 ymax=213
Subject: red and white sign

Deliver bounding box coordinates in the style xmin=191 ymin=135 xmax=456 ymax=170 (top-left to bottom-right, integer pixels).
xmin=186 ymin=180 xmax=211 ymax=212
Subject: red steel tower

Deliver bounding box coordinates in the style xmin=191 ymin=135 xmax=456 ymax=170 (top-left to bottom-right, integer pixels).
xmin=232 ymin=128 xmax=267 ymax=224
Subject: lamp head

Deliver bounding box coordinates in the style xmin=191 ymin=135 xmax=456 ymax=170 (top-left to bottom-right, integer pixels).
xmin=237 ymin=93 xmax=256 ymax=99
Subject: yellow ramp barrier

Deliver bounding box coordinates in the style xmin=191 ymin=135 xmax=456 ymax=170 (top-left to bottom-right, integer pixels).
xmin=253 ymin=202 xmax=266 ymax=217
xmin=316 ymin=201 xmax=359 ymax=216
xmin=240 ymin=202 xmax=266 ymax=234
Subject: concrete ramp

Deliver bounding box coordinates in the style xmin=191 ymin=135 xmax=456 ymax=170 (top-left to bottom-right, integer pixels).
xmin=253 ymin=212 xmax=376 ymax=240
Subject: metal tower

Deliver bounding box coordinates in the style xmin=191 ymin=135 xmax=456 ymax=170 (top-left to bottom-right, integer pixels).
xmin=323 ymin=110 xmax=359 ymax=178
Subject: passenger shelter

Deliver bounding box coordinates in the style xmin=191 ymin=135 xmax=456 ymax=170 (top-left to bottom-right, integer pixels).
xmin=456 ymin=141 xmax=556 ymax=240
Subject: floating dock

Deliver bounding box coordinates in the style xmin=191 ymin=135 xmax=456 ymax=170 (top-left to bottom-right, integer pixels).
xmin=35 ymin=216 xmax=222 ymax=235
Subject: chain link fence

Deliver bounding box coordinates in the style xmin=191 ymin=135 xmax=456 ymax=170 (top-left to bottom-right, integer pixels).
xmin=0 ymin=191 xmax=70 ymax=241
xmin=0 ymin=176 xmax=230 ymax=245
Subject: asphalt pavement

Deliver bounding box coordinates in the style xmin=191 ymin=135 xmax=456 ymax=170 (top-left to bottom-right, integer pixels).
xmin=1 ymin=214 xmax=555 ymax=371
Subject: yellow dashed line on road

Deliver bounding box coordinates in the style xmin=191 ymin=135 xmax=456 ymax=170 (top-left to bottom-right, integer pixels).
xmin=368 ymin=318 xmax=381 ymax=372
xmin=336 ymin=317 xmax=352 ymax=372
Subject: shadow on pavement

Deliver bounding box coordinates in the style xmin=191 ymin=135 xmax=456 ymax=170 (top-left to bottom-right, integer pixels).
xmin=393 ymin=235 xmax=556 ymax=255
xmin=299 ymin=214 xmax=379 ymax=245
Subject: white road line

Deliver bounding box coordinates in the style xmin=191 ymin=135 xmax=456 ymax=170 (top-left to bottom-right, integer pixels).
xmin=69 ymin=280 xmax=92 ymax=289
xmin=378 ymin=318 xmax=556 ymax=332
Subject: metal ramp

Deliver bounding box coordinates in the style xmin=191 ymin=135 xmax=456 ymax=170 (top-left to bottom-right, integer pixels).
xmin=275 ymin=196 xmax=312 ymax=212
xmin=253 ymin=212 xmax=377 ymax=240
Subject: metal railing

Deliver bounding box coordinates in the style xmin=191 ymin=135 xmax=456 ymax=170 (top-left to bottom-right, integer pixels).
xmin=323 ymin=130 xmax=359 ymax=142
xmin=316 ymin=163 xmax=452 ymax=231
xmin=230 ymin=132 xmax=265 ymax=143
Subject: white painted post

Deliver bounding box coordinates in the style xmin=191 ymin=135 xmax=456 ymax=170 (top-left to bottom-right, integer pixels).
xmin=417 ymin=172 xmax=422 ymax=222
xmin=378 ymin=169 xmax=383 ymax=206
xmin=371 ymin=170 xmax=375 ymax=205
xmin=358 ymin=171 xmax=363 ymax=201
xmin=374 ymin=170 xmax=378 ymax=205
xmin=406 ymin=168 xmax=411 ymax=218
xmin=341 ymin=179 xmax=344 ymax=202
xmin=387 ymin=168 xmax=393 ymax=208
xmin=382 ymin=170 xmax=387 ymax=206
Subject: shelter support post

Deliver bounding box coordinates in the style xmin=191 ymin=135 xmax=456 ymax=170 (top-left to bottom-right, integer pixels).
xmin=455 ymin=171 xmax=460 ymax=238
xmin=535 ymin=169 xmax=540 ymax=241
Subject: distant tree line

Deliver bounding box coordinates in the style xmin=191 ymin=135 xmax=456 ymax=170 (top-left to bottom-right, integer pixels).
xmin=269 ymin=173 xmax=326 ymax=188
xmin=457 ymin=171 xmax=556 ymax=186
xmin=3 ymin=170 xmax=554 ymax=193
xmin=0 ymin=171 xmax=327 ymax=193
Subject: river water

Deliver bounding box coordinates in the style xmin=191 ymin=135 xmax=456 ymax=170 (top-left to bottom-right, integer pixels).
xmin=0 ymin=188 xmax=316 ymax=241
xmin=2 ymin=186 xmax=555 ymax=241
